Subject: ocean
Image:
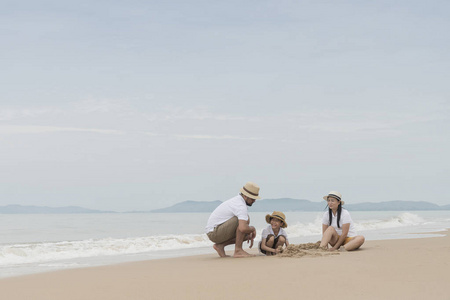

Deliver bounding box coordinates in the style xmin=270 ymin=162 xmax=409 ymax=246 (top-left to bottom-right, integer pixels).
xmin=1 ymin=210 xmax=449 ymax=278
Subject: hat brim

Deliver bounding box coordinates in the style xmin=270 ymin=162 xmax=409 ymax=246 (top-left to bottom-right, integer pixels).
xmin=323 ymin=195 xmax=345 ymax=205
xmin=240 ymin=187 xmax=261 ymax=200
xmin=265 ymin=214 xmax=287 ymax=228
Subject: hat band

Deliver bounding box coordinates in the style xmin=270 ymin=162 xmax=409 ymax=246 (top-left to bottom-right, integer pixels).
xmin=272 ymin=214 xmax=285 ymax=222
xmin=328 ymin=194 xmax=341 ymax=201
xmin=243 ymin=187 xmax=259 ymax=197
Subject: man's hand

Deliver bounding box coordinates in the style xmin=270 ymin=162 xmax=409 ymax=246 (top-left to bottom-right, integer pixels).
xmin=247 ymin=227 xmax=256 ymax=248
xmin=249 ymin=233 xmax=254 ymax=248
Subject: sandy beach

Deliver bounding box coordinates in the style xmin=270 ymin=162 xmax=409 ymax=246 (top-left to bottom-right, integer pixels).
xmin=1 ymin=230 xmax=449 ymax=300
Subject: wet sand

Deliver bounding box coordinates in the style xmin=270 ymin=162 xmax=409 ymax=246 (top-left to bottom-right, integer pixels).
xmin=1 ymin=230 xmax=449 ymax=300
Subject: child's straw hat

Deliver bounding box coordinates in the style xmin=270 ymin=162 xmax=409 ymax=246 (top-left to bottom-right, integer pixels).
xmin=265 ymin=211 xmax=287 ymax=228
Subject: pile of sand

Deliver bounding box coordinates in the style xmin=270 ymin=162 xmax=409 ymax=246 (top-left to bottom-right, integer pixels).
xmin=278 ymin=241 xmax=340 ymax=258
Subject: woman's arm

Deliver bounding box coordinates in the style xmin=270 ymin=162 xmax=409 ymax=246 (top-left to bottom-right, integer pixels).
xmin=322 ymin=224 xmax=329 ymax=235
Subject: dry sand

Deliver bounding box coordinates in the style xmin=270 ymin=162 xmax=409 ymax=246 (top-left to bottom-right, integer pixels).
xmin=1 ymin=230 xmax=449 ymax=300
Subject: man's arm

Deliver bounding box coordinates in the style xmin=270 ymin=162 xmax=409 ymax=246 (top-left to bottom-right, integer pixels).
xmin=238 ymin=219 xmax=256 ymax=248
xmin=238 ymin=219 xmax=254 ymax=233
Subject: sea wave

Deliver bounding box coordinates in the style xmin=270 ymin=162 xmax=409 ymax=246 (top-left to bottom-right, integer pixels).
xmin=285 ymin=212 xmax=429 ymax=238
xmin=0 ymin=212 xmax=438 ymax=267
xmin=0 ymin=234 xmax=211 ymax=266
xmin=285 ymin=216 xmax=323 ymax=238
xmin=354 ymin=212 xmax=426 ymax=231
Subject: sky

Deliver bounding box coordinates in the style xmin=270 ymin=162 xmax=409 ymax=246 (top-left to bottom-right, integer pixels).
xmin=1 ymin=0 xmax=449 ymax=211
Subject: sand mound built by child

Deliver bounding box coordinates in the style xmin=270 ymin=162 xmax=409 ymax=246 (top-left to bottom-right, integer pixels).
xmin=278 ymin=241 xmax=340 ymax=258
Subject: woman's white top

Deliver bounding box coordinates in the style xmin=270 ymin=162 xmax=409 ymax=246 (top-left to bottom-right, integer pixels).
xmin=322 ymin=208 xmax=357 ymax=237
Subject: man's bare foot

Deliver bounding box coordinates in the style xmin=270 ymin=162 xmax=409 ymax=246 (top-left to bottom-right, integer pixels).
xmin=233 ymin=249 xmax=256 ymax=258
xmin=213 ymin=244 xmax=228 ymax=257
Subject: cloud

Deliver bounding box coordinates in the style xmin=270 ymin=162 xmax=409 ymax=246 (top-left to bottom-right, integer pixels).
xmin=0 ymin=107 xmax=62 ymax=121
xmin=173 ymin=134 xmax=262 ymax=140
xmin=284 ymin=110 xmax=445 ymax=134
xmin=0 ymin=125 xmax=124 ymax=135
xmin=143 ymin=131 xmax=261 ymax=140
xmin=0 ymin=99 xmax=134 ymax=122
xmin=141 ymin=106 xmax=255 ymax=122
xmin=73 ymin=99 xmax=133 ymax=114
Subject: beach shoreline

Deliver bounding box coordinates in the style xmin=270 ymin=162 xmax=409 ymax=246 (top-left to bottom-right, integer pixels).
xmin=1 ymin=230 xmax=449 ymax=300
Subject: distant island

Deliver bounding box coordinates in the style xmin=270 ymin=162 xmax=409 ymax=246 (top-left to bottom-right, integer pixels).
xmin=149 ymin=198 xmax=450 ymax=213
xmin=1 ymin=199 xmax=449 ymax=214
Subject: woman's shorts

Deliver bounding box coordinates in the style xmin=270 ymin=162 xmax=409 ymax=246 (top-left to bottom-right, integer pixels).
xmin=338 ymin=235 xmax=355 ymax=245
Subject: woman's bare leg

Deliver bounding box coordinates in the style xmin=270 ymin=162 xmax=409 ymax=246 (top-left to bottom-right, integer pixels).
xmin=320 ymin=227 xmax=338 ymax=249
xmin=344 ymin=236 xmax=365 ymax=251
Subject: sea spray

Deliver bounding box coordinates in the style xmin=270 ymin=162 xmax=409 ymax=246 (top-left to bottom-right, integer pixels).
xmin=0 ymin=233 xmax=211 ymax=267
xmin=280 ymin=212 xmax=427 ymax=239
xmin=354 ymin=212 xmax=426 ymax=231
xmin=1 ymin=211 xmax=448 ymax=278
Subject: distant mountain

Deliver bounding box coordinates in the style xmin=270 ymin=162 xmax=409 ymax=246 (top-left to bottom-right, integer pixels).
xmin=440 ymin=204 xmax=450 ymax=210
xmin=251 ymin=198 xmax=325 ymax=212
xmin=150 ymin=198 xmax=450 ymax=213
xmin=150 ymin=200 xmax=223 ymax=213
xmin=2 ymin=200 xmax=448 ymax=214
xmin=0 ymin=205 xmax=115 ymax=214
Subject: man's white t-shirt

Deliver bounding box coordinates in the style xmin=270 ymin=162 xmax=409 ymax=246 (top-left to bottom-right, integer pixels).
xmin=322 ymin=208 xmax=357 ymax=237
xmin=205 ymin=194 xmax=249 ymax=233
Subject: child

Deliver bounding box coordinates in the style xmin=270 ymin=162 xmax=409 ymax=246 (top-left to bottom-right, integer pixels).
xmin=259 ymin=211 xmax=289 ymax=255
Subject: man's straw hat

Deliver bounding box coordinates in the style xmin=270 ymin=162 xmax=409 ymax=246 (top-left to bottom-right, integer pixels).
xmin=265 ymin=211 xmax=287 ymax=228
xmin=240 ymin=182 xmax=261 ymax=200
xmin=323 ymin=191 xmax=345 ymax=205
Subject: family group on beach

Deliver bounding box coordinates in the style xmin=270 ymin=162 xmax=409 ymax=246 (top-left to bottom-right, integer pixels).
xmin=205 ymin=182 xmax=365 ymax=257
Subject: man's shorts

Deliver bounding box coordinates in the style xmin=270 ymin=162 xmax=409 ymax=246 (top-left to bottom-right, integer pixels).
xmin=207 ymin=216 xmax=239 ymax=244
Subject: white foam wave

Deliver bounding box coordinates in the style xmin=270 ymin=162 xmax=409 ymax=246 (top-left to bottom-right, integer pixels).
xmin=285 ymin=216 xmax=323 ymax=238
xmin=283 ymin=212 xmax=429 ymax=238
xmin=0 ymin=213 xmax=434 ymax=267
xmin=0 ymin=234 xmax=211 ymax=267
xmin=355 ymin=212 xmax=426 ymax=231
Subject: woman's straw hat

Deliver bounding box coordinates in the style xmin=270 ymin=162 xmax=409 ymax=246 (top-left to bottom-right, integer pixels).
xmin=323 ymin=191 xmax=345 ymax=205
xmin=265 ymin=211 xmax=287 ymax=228
xmin=240 ymin=182 xmax=261 ymax=200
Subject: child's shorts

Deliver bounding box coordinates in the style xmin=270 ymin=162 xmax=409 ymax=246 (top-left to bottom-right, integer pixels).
xmin=259 ymin=235 xmax=281 ymax=255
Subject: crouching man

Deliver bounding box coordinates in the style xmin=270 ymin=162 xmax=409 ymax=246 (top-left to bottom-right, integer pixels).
xmin=205 ymin=182 xmax=260 ymax=258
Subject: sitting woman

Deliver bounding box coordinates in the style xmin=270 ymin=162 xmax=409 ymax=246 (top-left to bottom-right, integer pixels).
xmin=320 ymin=191 xmax=365 ymax=251
xmin=259 ymin=211 xmax=289 ymax=255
